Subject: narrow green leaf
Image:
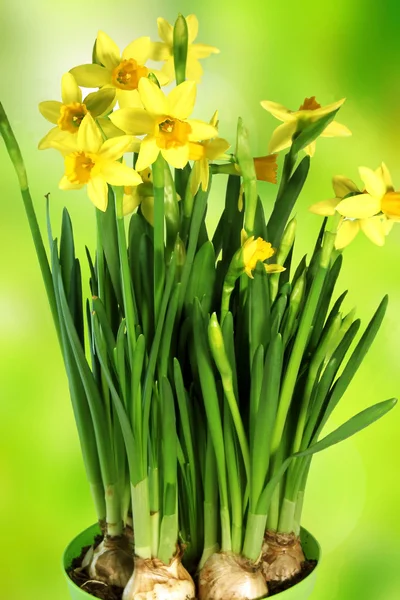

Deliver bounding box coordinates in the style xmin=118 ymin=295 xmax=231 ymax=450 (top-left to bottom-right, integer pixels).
xmin=291 ymin=108 xmax=340 ymax=155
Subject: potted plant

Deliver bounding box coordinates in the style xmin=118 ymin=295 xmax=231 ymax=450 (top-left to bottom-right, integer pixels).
xmin=0 ymin=13 xmax=397 ymax=600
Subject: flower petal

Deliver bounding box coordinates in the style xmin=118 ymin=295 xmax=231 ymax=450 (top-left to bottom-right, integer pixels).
xmin=186 ymin=14 xmax=199 ymax=43
xmin=187 ymin=120 xmax=218 ymax=141
xmin=61 ymin=73 xmax=82 ymax=104
xmin=151 ymin=68 xmax=170 ymax=87
xmin=161 ymin=144 xmax=190 ymax=169
xmin=358 ymin=166 xmax=386 ymax=199
xmin=70 ymin=64 xmax=111 ymax=88
xmin=360 ymin=217 xmax=386 ymax=246
xmin=84 ymin=87 xmax=117 ymax=116
xmin=38 ymin=127 xmax=76 ymax=151
xmin=110 ymin=107 xmax=155 ymax=135
xmin=100 ymin=161 xmax=142 ymax=186
xmin=205 ymin=137 xmax=231 ymax=160
xmin=190 ymin=43 xmax=220 ymax=59
xmin=150 ymin=41 xmax=171 ymax=61
xmin=122 ymin=36 xmax=151 ymax=64
xmin=116 ymin=88 xmax=143 ymax=109
xmin=87 ymin=176 xmax=109 ymax=211
xmin=376 ymin=162 xmax=393 ymax=191
xmin=321 ymin=121 xmax=352 ymax=138
xmin=332 ymin=175 xmax=359 ymax=198
xmin=157 ymin=17 xmax=173 ymax=45
xmin=99 ymin=135 xmax=136 ymax=160
xmin=138 ymin=78 xmax=168 ymax=116
xmin=309 ymin=198 xmax=339 ymax=216
xmin=46 ymin=132 xmax=80 ymax=154
xmin=97 ymin=117 xmax=125 ymax=139
xmin=136 ymin=136 xmax=160 ymax=171
xmin=308 ymin=98 xmax=346 ymax=119
xmin=265 ymin=264 xmax=286 ymax=273
xmin=185 ymin=57 xmax=204 ymax=83
xmin=123 ymin=187 xmax=141 ymax=215
xmin=168 ymin=81 xmax=196 ymax=119
xmin=304 ymin=141 xmax=317 ymax=157
xmin=77 ymin=114 xmax=103 ymax=153
xmin=96 ymin=31 xmax=120 ymax=70
xmin=260 ymin=100 xmax=294 ymax=123
xmin=38 ymin=101 xmax=63 ymax=124
xmin=141 ymin=196 xmax=155 ymax=226
xmin=335 ymin=219 xmax=360 ymax=249
xmin=336 ymin=193 xmax=381 ymax=219
xmin=268 ymin=122 xmax=297 ymax=153
xmin=59 ymin=175 xmax=84 ymax=190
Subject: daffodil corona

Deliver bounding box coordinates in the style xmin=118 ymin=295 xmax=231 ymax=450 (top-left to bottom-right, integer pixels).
xmin=261 ymin=96 xmax=351 ymax=156
xmin=110 ymin=78 xmax=218 ymax=170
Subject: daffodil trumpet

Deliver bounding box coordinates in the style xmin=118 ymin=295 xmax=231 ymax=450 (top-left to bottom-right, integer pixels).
xmin=1 ymin=12 xmax=398 ymax=600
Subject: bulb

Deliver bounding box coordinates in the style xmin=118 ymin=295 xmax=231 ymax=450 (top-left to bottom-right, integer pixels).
xmin=123 ymin=555 xmax=195 ymax=600
xmin=262 ymin=530 xmax=305 ymax=582
xmin=88 ymin=535 xmax=134 ymax=588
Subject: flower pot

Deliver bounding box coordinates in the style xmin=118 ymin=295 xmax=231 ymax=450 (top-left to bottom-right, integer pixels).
xmin=63 ymin=524 xmax=321 ymax=600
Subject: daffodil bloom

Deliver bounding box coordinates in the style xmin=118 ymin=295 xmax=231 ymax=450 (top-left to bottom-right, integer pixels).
xmin=242 ymin=236 xmax=285 ymax=278
xmin=309 ymin=166 xmax=395 ymax=248
xmin=151 ymin=15 xmax=220 ymax=82
xmin=70 ymin=31 xmax=168 ymax=110
xmin=260 ymin=96 xmax=351 ymax=156
xmin=110 ymin=78 xmax=218 ymax=171
xmin=38 ymin=73 xmax=119 ymax=150
xmin=123 ymin=168 xmax=154 ymax=224
xmin=189 ymin=111 xmax=230 ymax=194
xmin=52 ymin=113 xmax=142 ymax=210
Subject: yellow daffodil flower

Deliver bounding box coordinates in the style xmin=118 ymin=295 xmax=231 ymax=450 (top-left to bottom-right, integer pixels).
xmin=109 ymin=78 xmax=218 ymax=171
xmin=38 ymin=73 xmax=119 ymax=150
xmin=52 ymin=113 xmax=142 ymax=211
xmin=309 ymin=165 xmax=396 ymax=248
xmin=189 ymin=111 xmax=230 ymax=195
xmin=260 ymin=96 xmax=351 ymax=156
xmin=151 ymin=15 xmax=220 ymax=82
xmin=242 ymin=235 xmax=285 ymax=278
xmin=70 ymin=31 xmax=168 ymax=110
xmin=253 ymin=154 xmax=278 ymax=183
xmin=123 ymin=168 xmax=154 ymax=224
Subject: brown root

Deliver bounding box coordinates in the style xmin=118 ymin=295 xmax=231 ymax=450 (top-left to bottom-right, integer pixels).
xmin=88 ymin=535 xmax=134 ymax=588
xmin=262 ymin=530 xmax=305 ymax=582
xmin=198 ymin=552 xmax=268 ymax=600
xmin=122 ymin=555 xmax=195 ymax=599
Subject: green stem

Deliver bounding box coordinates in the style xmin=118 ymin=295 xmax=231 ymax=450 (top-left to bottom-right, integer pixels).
xmin=243 ymin=513 xmax=267 ymax=561
xmin=151 ymin=155 xmax=166 ymax=322
xmin=277 ymin=498 xmax=296 ymax=533
xmin=131 ymin=479 xmax=152 ymax=559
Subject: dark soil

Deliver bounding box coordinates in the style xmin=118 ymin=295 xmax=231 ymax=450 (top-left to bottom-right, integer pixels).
xmin=268 ymin=559 xmax=318 ymax=596
xmin=67 ymin=537 xmax=318 ymax=599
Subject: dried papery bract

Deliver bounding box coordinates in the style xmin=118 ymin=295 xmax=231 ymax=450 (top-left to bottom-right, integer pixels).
xmin=89 ymin=535 xmax=134 ymax=588
xmin=122 ymin=555 xmax=195 ymax=599
xmin=198 ymin=552 xmax=268 ymax=600
xmin=262 ymin=530 xmax=305 ymax=582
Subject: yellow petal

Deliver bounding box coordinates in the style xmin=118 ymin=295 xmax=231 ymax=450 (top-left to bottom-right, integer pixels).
xmin=39 ymin=101 xmax=63 ymax=124
xmin=332 ymin=175 xmax=359 ymax=198
xmin=161 ymin=144 xmax=190 ymax=169
xmin=309 ymin=198 xmax=339 ymax=216
xmin=185 ymin=57 xmax=204 ymax=83
xmin=38 ymin=127 xmax=76 ymax=151
xmin=205 ymin=137 xmax=231 ymax=160
xmin=378 ymin=162 xmax=393 ymax=191
xmin=141 ymin=196 xmax=155 ymax=226
xmin=151 ymin=68 xmax=170 ymax=87
xmin=123 ymin=187 xmax=141 ymax=215
xmin=110 ymin=107 xmax=155 ymax=135
xmin=304 ymin=141 xmax=317 ymax=157
xmin=87 ymin=176 xmax=109 ymax=211
xmin=358 ymin=166 xmax=386 ymax=199
xmin=77 ymin=114 xmax=103 ymax=153
xmin=138 ymin=78 xmax=168 ymax=115
xmin=336 ymin=193 xmax=381 ymax=219
xmin=335 ymin=219 xmax=360 ymax=249
xmin=150 ymin=41 xmax=171 ymax=61
xmin=97 ymin=117 xmax=125 ymax=139
xmin=190 ymin=160 xmax=202 ymax=196
xmin=122 ymin=36 xmax=151 ymax=63
xmin=265 ymin=264 xmax=286 ymax=273
xmin=321 ymin=121 xmax=352 ymax=138
xmin=136 ymin=136 xmax=160 ymax=171
xmin=61 ymin=73 xmax=82 ymax=105
xmin=260 ymin=100 xmax=294 ymax=123
xmin=99 ymin=135 xmax=136 ymax=161
xmin=84 ymin=88 xmax=116 ymax=116
xmin=168 ymin=81 xmax=196 ymax=119
xmin=189 ymin=43 xmax=220 ymax=59
xmin=157 ymin=17 xmax=173 ymax=45
xmin=59 ymin=175 xmax=84 ymax=190
xmin=187 ymin=120 xmax=218 ymax=141
xmin=268 ymin=122 xmax=297 ymax=154
xmin=200 ymin=157 xmax=210 ymax=191
xmin=360 ymin=217 xmax=386 ymax=246
xmin=307 ymin=98 xmax=346 ymax=120
xmin=46 ymin=132 xmax=80 ymax=155
xmin=100 ymin=161 xmax=142 ymax=186
xmin=96 ymin=31 xmax=120 ymax=70
xmin=186 ymin=14 xmax=199 ymax=43
xmin=70 ymin=64 xmax=111 ymax=88
xmin=384 ymin=219 xmax=394 ymax=235
xmin=116 ymin=88 xmax=143 ymax=109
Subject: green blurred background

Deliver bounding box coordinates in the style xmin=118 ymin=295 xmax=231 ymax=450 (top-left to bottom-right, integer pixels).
xmin=1 ymin=0 xmax=400 ymax=598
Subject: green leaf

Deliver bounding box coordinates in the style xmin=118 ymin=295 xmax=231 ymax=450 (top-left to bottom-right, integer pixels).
xmin=60 ymin=208 xmax=75 ymax=298
xmin=249 ymin=261 xmax=271 ymax=362
xmin=237 ymin=117 xmax=258 ymax=235
xmin=185 ymin=241 xmax=216 ymax=314
xmin=96 ymin=188 xmax=123 ymax=307
xmin=291 ymin=108 xmax=340 ymax=155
